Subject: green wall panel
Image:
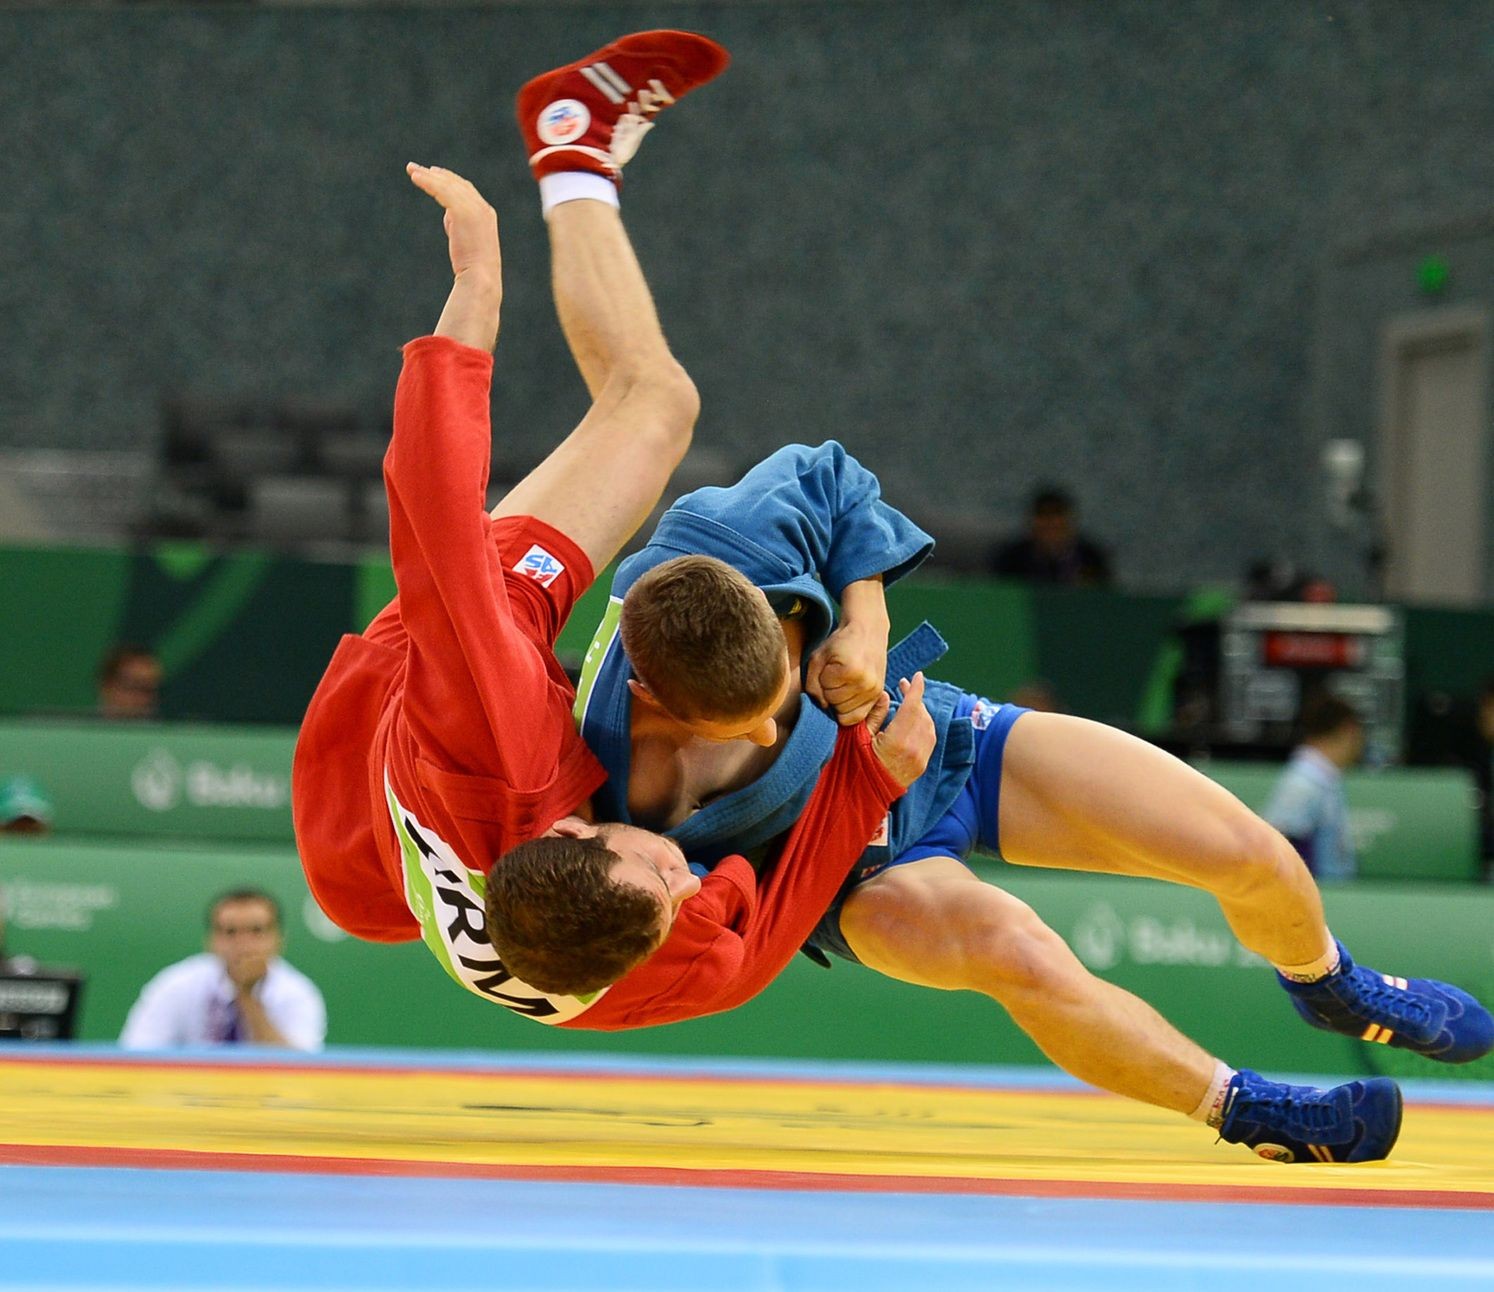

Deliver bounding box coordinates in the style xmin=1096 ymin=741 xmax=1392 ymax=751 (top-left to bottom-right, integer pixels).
xmin=4 ymin=838 xmax=1491 ymax=1084
xmin=0 ymin=545 xmax=131 ymax=715
xmin=1028 ymin=585 xmax=1189 ymax=728
xmin=0 ymin=720 xmax=295 ymax=843
xmin=0 ymin=543 xmax=360 ymax=726
xmin=119 ymin=549 xmax=354 ymax=725
xmin=5 ymin=542 xmax=1493 ymax=736
xmin=884 ymin=578 xmax=1037 ymax=705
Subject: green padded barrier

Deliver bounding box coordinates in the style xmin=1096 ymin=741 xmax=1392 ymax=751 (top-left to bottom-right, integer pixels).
xmin=1 ymin=721 xmax=1481 ymax=880
xmin=0 ymin=720 xmax=295 ymax=843
xmin=3 ymin=838 xmax=1491 ymax=1081
xmin=1198 ymin=761 xmax=1480 ymax=883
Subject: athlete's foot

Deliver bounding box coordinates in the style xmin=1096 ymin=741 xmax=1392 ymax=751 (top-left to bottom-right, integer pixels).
xmin=1217 ymin=1069 xmax=1402 ymax=1163
xmin=516 ymin=30 xmax=730 ymax=182
xmin=1279 ymin=941 xmax=1494 ymax=1064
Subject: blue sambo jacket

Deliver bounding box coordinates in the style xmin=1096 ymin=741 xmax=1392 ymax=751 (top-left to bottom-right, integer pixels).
xmin=572 ymin=442 xmax=976 ymax=869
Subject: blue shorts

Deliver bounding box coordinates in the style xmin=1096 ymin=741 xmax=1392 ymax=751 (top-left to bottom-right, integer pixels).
xmin=807 ymin=697 xmax=1029 ymax=964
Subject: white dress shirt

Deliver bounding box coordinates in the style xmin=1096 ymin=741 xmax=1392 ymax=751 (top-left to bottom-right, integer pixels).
xmin=119 ymin=952 xmax=326 ymax=1050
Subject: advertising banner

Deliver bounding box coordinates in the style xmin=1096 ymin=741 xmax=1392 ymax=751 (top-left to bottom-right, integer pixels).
xmin=0 ymin=721 xmax=295 ymax=843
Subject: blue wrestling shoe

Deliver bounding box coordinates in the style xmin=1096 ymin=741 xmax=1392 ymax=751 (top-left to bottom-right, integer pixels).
xmin=1218 ymin=1069 xmax=1402 ymax=1163
xmin=1279 ymin=941 xmax=1494 ymax=1064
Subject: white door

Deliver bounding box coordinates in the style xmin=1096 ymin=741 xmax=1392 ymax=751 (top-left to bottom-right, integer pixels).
xmin=1379 ymin=307 xmax=1490 ymax=606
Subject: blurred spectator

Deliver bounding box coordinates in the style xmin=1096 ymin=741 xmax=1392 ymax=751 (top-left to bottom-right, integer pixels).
xmin=1243 ymin=558 xmax=1336 ymax=604
xmin=1244 ymin=558 xmax=1308 ymax=601
xmin=119 ymin=889 xmax=326 ymax=1050
xmin=97 ymin=644 xmax=162 ymax=719
xmin=1262 ymin=694 xmax=1365 ymax=883
xmin=991 ymin=486 xmax=1112 ymax=587
xmin=0 ymin=775 xmax=53 ymax=836
xmin=1298 ymin=576 xmax=1338 ymax=605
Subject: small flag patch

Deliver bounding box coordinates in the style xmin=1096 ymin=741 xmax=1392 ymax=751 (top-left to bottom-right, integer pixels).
xmin=515 ymin=544 xmax=565 ymax=587
xmin=970 ymin=698 xmax=1000 ymax=730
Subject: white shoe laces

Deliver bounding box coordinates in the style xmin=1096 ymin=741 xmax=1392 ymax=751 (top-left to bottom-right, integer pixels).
xmin=611 ymin=79 xmax=676 ymax=167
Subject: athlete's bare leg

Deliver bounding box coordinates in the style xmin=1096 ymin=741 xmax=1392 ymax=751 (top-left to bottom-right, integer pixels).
xmin=839 ymin=857 xmax=1219 ymax=1113
xmin=493 ymin=30 xmax=730 ymax=573
xmin=492 ymin=200 xmax=697 ymax=572
xmin=997 ymin=713 xmax=1330 ymax=967
xmin=838 ymin=712 xmax=1335 ymax=1115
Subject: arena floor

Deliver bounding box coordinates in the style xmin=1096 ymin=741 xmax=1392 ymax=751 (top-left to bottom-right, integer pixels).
xmin=2 ymin=1046 xmax=1491 ymax=1290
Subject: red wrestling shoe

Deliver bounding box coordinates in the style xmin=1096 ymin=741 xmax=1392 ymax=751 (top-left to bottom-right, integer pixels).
xmin=516 ymin=30 xmax=730 ymax=182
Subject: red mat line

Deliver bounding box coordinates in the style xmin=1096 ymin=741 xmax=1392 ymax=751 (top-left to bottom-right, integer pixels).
xmin=4 ymin=1142 xmax=1490 ymax=1211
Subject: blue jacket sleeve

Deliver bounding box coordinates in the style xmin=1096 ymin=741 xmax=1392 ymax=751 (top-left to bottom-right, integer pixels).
xmin=637 ymin=442 xmax=932 ymax=598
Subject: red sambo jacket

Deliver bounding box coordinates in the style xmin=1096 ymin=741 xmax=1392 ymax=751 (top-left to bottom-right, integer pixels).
xmin=293 ymin=336 xmax=904 ymax=1028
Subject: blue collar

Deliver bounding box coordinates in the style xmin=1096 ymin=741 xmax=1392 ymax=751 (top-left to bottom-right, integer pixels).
xmin=668 ymin=696 xmax=837 ymax=858
xmin=577 ymin=619 xmax=950 ymax=857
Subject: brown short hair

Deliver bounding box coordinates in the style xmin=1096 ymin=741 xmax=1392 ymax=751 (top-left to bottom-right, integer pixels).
xmin=620 ymin=555 xmax=786 ymax=721
xmin=206 ymin=889 xmax=281 ymax=931
xmin=484 ymin=834 xmax=664 ymax=996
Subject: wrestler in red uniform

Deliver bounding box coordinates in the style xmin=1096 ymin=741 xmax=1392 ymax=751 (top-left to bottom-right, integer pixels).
xmin=292 ymin=337 xmax=608 ymax=947
xmin=293 ymin=330 xmax=921 ymax=1025
xmin=293 ymin=35 xmax=934 ymax=1029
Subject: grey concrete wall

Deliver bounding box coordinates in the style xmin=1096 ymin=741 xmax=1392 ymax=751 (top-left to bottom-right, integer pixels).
xmin=3 ymin=1 xmax=1491 ymax=594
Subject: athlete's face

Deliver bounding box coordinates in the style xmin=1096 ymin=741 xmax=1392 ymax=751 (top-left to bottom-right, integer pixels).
xmin=632 ymin=642 xmax=792 ymax=749
xmin=544 ymin=818 xmax=702 ymax=938
xmin=674 ymin=647 xmax=793 ymax=748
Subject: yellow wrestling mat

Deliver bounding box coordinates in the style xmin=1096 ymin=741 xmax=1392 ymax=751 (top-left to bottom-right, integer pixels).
xmin=2 ymin=1052 xmax=1491 ymax=1207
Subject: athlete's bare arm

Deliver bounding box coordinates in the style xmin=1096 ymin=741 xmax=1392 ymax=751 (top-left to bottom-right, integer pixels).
xmin=405 ymin=164 xmax=502 ymax=353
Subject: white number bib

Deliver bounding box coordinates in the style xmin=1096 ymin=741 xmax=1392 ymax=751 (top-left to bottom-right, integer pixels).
xmin=385 ymin=775 xmax=605 ymax=1024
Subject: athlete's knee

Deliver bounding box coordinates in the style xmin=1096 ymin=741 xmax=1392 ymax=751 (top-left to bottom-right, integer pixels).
xmin=648 ymin=360 xmax=700 ymax=436
xmin=610 ymin=361 xmax=699 ymax=454
xmin=952 ymin=902 xmax=1079 ymax=1000
xmin=1212 ymin=812 xmax=1309 ymax=902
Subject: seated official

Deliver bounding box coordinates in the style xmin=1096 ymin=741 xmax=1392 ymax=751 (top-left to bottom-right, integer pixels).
xmin=119 ymin=890 xmax=325 ymax=1050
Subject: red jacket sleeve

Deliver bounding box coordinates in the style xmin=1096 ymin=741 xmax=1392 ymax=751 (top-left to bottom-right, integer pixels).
xmin=384 ymin=337 xmax=586 ymax=788
xmin=562 ymin=722 xmax=905 ymax=1030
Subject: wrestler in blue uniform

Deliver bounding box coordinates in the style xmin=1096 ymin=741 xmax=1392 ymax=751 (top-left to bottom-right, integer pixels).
xmin=569 ymin=440 xmax=1487 ymax=1166
xmin=572 ymin=440 xmax=1024 ymax=961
